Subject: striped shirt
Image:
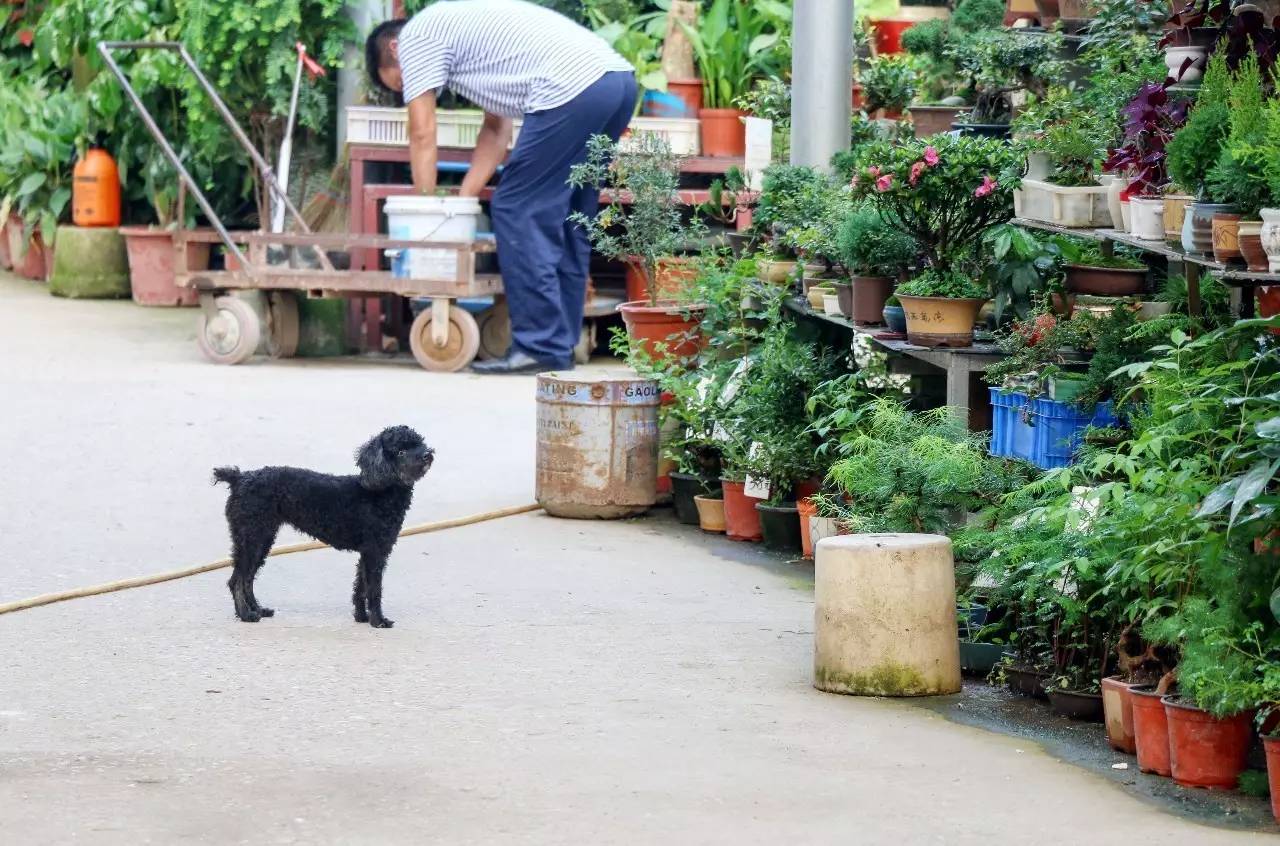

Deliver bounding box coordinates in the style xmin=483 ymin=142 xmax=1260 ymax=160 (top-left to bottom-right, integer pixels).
xmin=398 ymin=0 xmax=633 ymax=118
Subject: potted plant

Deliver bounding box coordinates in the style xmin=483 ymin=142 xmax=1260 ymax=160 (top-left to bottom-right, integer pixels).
xmin=837 ymin=203 xmax=917 ymax=324
xmin=982 ymin=223 xmax=1065 ymax=325
xmin=570 ymin=133 xmax=707 ymax=360
xmin=882 ymin=294 xmax=908 ymax=333
xmin=1259 ymin=100 xmax=1280 ymax=273
xmin=678 ymin=0 xmax=788 ymax=157
xmin=862 ymin=55 xmax=917 ymax=121
xmin=894 ymin=269 xmax=989 ymax=348
xmin=751 ymin=164 xmax=834 ymax=280
xmin=120 ymin=151 xmax=211 ymax=307
xmin=949 ymin=29 xmax=1064 ymax=138
xmin=1166 ymin=51 xmax=1233 ymax=255
xmin=1203 ymin=55 xmax=1271 ymax=267
xmin=868 ymin=0 xmax=954 ymax=57
xmin=1102 ymin=81 xmax=1190 ymax=234
xmin=1014 ymin=117 xmax=1114 ymax=229
xmin=1057 ymin=240 xmax=1147 ymax=296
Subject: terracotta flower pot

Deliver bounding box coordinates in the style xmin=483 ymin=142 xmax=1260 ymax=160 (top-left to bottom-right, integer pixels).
xmin=1162 ymin=194 xmax=1193 ymax=241
xmin=0 ymin=217 xmax=10 ymax=271
xmin=850 ymin=275 xmax=893 ymax=324
xmin=13 ymin=224 xmax=49 ymax=281
xmin=1184 ymin=202 xmax=1233 ymax=255
xmin=1034 ymin=0 xmax=1060 ymax=25
xmin=798 ymin=497 xmax=819 ymax=559
xmin=693 ymin=494 xmax=726 ymax=533
xmin=624 ymin=256 xmax=697 ymax=303
xmin=851 ymin=83 xmax=865 ymax=110
xmin=721 ymin=480 xmax=763 ymax=542
xmin=662 ymin=78 xmax=703 ymax=118
xmin=1264 ymin=735 xmax=1280 ymax=823
xmin=895 ymin=295 xmax=986 ymax=348
xmin=698 ymin=108 xmax=746 ymax=157
xmin=617 ymin=300 xmax=705 ymax=360
xmin=120 ymin=227 xmax=211 ymax=307
xmin=1163 ymin=696 xmax=1252 ymax=789
xmin=1101 ymin=676 xmax=1139 ymax=754
xmin=793 ymin=476 xmax=822 ymax=502
xmin=1211 ymin=212 xmax=1243 ymax=264
xmin=1238 ymin=220 xmax=1267 ymax=272
xmin=1130 ymin=686 xmax=1172 ymax=776
xmin=1064 ymin=263 xmax=1146 ymax=296
xmin=757 ymin=502 xmax=802 ymax=553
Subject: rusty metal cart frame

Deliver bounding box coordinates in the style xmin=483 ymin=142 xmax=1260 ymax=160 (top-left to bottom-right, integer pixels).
xmin=98 ymin=40 xmax=503 ymax=371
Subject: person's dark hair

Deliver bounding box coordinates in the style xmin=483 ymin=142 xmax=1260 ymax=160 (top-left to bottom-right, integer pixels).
xmin=365 ymin=19 xmax=407 ymax=92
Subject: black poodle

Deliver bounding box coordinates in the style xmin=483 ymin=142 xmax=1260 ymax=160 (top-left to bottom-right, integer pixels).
xmin=213 ymin=426 xmax=433 ymax=628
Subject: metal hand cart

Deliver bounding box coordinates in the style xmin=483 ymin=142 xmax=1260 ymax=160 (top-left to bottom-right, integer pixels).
xmin=99 ymin=41 xmax=510 ymax=372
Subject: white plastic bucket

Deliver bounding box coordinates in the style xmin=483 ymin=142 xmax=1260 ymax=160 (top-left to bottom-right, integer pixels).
xmin=384 ymin=195 xmax=481 ymax=281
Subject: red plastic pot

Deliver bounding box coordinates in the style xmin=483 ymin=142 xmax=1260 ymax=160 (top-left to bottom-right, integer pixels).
xmin=1101 ymin=676 xmax=1138 ymax=754
xmin=869 ymin=18 xmax=913 ymax=55
xmin=1130 ymin=686 xmax=1172 ymax=776
xmin=617 ymin=300 xmax=705 ymax=361
xmin=1163 ymin=697 xmax=1252 ymax=789
xmin=1258 ymin=286 xmax=1280 ymax=336
xmin=625 ymin=257 xmax=697 ymax=304
xmin=797 ymin=497 xmax=818 ymax=559
xmin=721 ymin=480 xmax=763 ymax=542
xmin=1264 ymin=736 xmax=1280 ymax=823
xmin=793 ymin=477 xmax=822 ymax=502
xmin=698 ymin=108 xmax=746 ymax=158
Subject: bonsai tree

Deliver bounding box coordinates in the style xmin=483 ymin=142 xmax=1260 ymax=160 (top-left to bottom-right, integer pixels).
xmin=849 ymin=134 xmax=1024 ymax=270
xmin=895 ymin=268 xmax=987 ymax=300
xmin=569 ymin=132 xmax=705 ymax=307
xmin=836 ymin=203 xmax=918 ymax=278
xmin=950 ymin=30 xmax=1064 ymax=126
xmin=750 ymin=164 xmax=832 ymax=256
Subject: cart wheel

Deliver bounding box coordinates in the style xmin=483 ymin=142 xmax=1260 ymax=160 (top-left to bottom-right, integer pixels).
xmin=196 ymin=296 xmax=261 ymax=365
xmin=573 ymin=323 xmax=595 ymax=365
xmin=409 ymin=304 xmax=481 ymax=372
xmin=476 ymin=300 xmax=512 ymax=360
xmin=265 ymin=292 xmax=300 ymax=359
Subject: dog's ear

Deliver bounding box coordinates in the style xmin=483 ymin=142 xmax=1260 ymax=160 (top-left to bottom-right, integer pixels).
xmin=355 ymin=431 xmax=397 ymax=490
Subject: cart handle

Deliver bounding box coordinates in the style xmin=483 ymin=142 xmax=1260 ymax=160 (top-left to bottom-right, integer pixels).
xmin=96 ymin=41 xmax=334 ymax=274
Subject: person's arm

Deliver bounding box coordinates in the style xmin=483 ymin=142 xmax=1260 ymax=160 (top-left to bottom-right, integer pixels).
xmin=407 ymin=91 xmax=439 ymax=195
xmin=459 ymin=112 xmax=512 ymax=197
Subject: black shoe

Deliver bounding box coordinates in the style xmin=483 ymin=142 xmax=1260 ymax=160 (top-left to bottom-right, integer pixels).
xmin=470 ymin=350 xmax=569 ymax=375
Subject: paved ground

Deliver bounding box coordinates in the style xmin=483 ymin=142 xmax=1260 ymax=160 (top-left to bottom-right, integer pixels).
xmin=0 ymin=273 xmax=1271 ymax=844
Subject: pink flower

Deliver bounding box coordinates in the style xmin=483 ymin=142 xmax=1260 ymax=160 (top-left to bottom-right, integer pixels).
xmin=923 ymin=146 xmax=939 ymax=167
xmin=867 ymin=165 xmax=881 ymax=178
xmin=875 ymin=174 xmax=894 ymax=192
xmin=974 ymin=175 xmax=997 ymax=198
xmin=909 ymin=161 xmax=926 ymax=185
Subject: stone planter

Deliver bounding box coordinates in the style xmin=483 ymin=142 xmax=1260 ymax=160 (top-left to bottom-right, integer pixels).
xmin=895 ymin=295 xmax=986 ymax=347
xmin=47 ymin=225 xmax=130 ymax=299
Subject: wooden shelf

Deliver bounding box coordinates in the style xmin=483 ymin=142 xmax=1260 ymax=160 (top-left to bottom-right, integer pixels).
xmin=1010 ymin=218 xmax=1106 ymax=242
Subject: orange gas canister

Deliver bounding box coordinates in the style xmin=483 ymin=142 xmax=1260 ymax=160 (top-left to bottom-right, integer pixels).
xmin=72 ymin=148 xmax=121 ymax=227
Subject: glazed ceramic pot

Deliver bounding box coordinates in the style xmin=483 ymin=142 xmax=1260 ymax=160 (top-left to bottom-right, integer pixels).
xmin=1262 ymin=208 xmax=1280 ymax=273
xmin=1239 ymin=221 xmax=1267 ymax=272
xmin=1212 ymin=212 xmax=1243 ymax=264
xmin=1129 ymin=197 xmax=1165 ymax=240
xmin=1064 ymin=263 xmax=1146 ymax=296
xmin=1185 ymin=202 xmax=1233 ymax=255
xmin=895 ymin=295 xmax=986 ymax=347
xmin=1165 ymin=45 xmax=1208 ymax=83
xmin=1162 ymin=194 xmax=1193 ymax=241
xmin=883 ymin=304 xmax=907 ymax=333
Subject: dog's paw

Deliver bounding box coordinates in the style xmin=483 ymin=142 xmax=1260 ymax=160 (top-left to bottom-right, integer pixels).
xmin=257 ymin=607 xmax=275 ymax=618
xmin=353 ymin=610 xmax=369 ymax=623
xmin=369 ymin=617 xmax=395 ymax=629
xmin=237 ymin=610 xmax=262 ymax=623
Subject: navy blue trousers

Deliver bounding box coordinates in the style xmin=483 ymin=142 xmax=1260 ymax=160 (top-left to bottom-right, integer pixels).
xmin=491 ymin=71 xmax=636 ymax=364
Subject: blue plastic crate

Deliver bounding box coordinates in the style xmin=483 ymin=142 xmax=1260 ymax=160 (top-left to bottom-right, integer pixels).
xmin=989 ymin=388 xmax=1118 ymax=470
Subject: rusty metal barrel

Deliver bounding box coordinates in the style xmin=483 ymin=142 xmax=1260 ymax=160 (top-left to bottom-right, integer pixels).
xmin=536 ymin=370 xmax=660 ymax=519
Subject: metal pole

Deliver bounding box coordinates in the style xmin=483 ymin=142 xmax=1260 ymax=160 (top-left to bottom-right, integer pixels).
xmin=790 ymin=0 xmax=853 ymax=172
xmin=272 ymin=50 xmax=306 ymax=235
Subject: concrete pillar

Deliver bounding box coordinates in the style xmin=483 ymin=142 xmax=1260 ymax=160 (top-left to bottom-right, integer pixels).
xmin=337 ymin=0 xmax=392 ymax=151
xmin=790 ymin=0 xmax=853 ymax=172
xmin=813 ymin=533 xmax=962 ymax=696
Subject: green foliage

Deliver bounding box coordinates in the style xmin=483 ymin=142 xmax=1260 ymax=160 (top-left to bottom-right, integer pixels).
xmin=836 ymin=203 xmax=918 ymax=277
xmin=951 ymin=30 xmax=1064 ymax=125
xmin=0 ymin=81 xmax=84 ymax=250
xmin=849 ymin=134 xmax=1024 ymax=269
xmin=897 ymin=268 xmax=987 ymax=299
xmin=751 ymin=164 xmax=831 ymax=249
xmin=590 ymin=9 xmax=668 ymax=99
xmin=1055 ymin=238 xmax=1146 ymax=270
xmin=951 ymin=0 xmax=1006 ymax=33
xmin=1239 ymin=770 xmax=1271 ymax=799
xmin=822 ymin=398 xmax=1028 ymax=533
xmin=862 ymin=55 xmax=917 ymax=113
xmin=1041 ymin=121 xmax=1104 ymax=187
xmin=677 ymin=0 xmax=790 ymax=109
xmin=1203 ymin=55 xmax=1274 ymax=216
xmin=983 ymin=224 xmax=1064 ymax=324
xmin=570 ymin=133 xmax=704 ymax=307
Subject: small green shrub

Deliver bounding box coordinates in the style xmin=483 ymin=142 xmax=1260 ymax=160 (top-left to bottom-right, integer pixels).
xmin=836 ymin=204 xmax=918 ymax=277
xmin=897 ymin=268 xmax=987 ymax=299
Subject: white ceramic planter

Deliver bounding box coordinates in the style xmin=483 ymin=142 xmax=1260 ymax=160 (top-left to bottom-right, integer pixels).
xmin=822 ymin=293 xmax=843 ymax=317
xmin=1104 ymin=175 xmax=1124 ymax=231
xmin=1120 ymin=200 xmax=1132 ymax=233
xmin=1262 ymin=208 xmax=1280 ymax=273
xmin=1026 ymin=151 xmax=1052 ymax=181
xmin=1165 ymin=45 xmax=1208 ymax=83
xmin=1129 ymin=197 xmax=1166 ymax=241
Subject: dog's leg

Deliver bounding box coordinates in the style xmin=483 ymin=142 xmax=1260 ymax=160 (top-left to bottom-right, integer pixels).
xmin=228 ymin=525 xmax=276 ymax=622
xmin=360 ymin=552 xmax=394 ymax=629
xmin=352 ymin=566 xmax=369 ymax=623
xmin=246 ymin=528 xmax=279 ymax=618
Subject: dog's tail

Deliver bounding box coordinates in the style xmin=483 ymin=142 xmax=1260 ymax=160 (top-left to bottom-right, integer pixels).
xmin=212 ymin=466 xmax=243 ymax=487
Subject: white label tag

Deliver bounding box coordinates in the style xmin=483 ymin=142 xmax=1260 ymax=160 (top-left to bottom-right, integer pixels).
xmin=743 ymin=117 xmax=773 ymax=191
xmin=743 ymin=441 xmax=771 ymax=500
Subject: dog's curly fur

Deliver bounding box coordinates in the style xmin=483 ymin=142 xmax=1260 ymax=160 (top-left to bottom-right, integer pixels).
xmin=213 ymin=426 xmax=433 ymax=628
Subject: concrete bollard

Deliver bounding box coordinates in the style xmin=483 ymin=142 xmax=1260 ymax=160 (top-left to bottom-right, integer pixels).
xmin=813 ymin=533 xmax=962 ymax=697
